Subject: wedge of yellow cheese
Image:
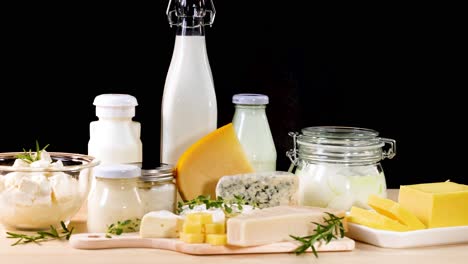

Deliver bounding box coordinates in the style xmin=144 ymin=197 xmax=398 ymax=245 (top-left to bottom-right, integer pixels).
xmin=347 ymin=206 xmax=409 ymax=232
xmin=368 ymin=195 xmax=426 ymax=230
xmin=176 ymin=123 xmax=254 ymax=200
xmin=399 ymin=182 xmax=468 ymax=228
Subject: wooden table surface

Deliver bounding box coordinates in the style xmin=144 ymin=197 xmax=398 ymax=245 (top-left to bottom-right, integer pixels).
xmin=1 ymin=190 xmax=467 ymax=264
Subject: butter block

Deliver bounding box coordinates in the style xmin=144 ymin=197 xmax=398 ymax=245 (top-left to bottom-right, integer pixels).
xmin=347 ymin=206 xmax=409 ymax=231
xmin=205 ymin=223 xmax=225 ymax=234
xmin=227 ymin=206 xmax=345 ymax=247
xmin=180 ymin=232 xmax=205 ymax=243
xmin=182 ymin=223 xmax=203 ymax=234
xmin=185 ymin=212 xmax=213 ymax=225
xmin=216 ymin=171 xmax=298 ymax=209
xmin=206 ymin=234 xmax=227 ymax=245
xmin=368 ymin=195 xmax=426 ymax=230
xmin=399 ymin=182 xmax=468 ymax=228
xmin=140 ymin=211 xmax=183 ymax=238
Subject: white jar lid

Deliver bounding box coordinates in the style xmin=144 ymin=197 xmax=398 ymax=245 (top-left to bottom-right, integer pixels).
xmin=94 ymin=164 xmax=141 ymax=179
xmin=93 ymin=94 xmax=138 ymax=118
xmin=233 ymin=94 xmax=269 ymax=105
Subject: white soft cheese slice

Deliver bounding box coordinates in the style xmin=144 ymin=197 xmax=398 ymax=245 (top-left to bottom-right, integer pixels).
xmin=227 ymin=206 xmax=345 ymax=247
xmin=140 ymin=210 xmax=183 ymax=238
xmin=216 ymin=171 xmax=298 ymax=209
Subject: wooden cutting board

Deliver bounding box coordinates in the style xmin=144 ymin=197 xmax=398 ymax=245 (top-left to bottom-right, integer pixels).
xmin=70 ymin=233 xmax=355 ymax=255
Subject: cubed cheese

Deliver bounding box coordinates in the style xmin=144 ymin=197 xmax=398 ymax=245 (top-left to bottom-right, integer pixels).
xmin=180 ymin=232 xmax=205 ymax=244
xmin=227 ymin=206 xmax=345 ymax=247
xmin=206 ymin=234 xmax=227 ymax=246
xmin=399 ymin=182 xmax=468 ymax=228
xmin=139 ymin=211 xmax=183 ymax=238
xmin=347 ymin=206 xmax=409 ymax=231
xmin=368 ymin=195 xmax=426 ymax=230
xmin=216 ymin=172 xmax=298 ymax=209
xmin=185 ymin=212 xmax=213 ymax=225
xmin=182 ymin=223 xmax=203 ymax=234
xmin=205 ymin=223 xmax=225 ymax=234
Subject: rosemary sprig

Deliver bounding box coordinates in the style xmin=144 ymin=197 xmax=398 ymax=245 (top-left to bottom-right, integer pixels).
xmin=106 ymin=218 xmax=141 ymax=238
xmin=290 ymin=212 xmax=345 ymax=257
xmin=15 ymin=140 xmax=50 ymax=163
xmin=176 ymin=195 xmax=247 ymax=215
xmin=6 ymin=221 xmax=74 ymax=246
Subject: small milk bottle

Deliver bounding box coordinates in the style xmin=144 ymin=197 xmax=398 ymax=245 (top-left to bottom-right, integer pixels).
xmin=161 ymin=0 xmax=217 ymax=165
xmin=88 ymin=94 xmax=142 ymax=165
xmin=232 ymin=94 xmax=277 ymax=172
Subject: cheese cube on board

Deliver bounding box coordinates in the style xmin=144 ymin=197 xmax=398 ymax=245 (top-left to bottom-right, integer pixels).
xmin=139 ymin=211 xmax=183 ymax=238
xmin=227 ymin=206 xmax=345 ymax=247
xmin=399 ymin=182 xmax=468 ymax=228
xmin=206 ymin=234 xmax=227 ymax=245
xmin=180 ymin=233 xmax=205 ymax=243
xmin=216 ymin=172 xmax=298 ymax=209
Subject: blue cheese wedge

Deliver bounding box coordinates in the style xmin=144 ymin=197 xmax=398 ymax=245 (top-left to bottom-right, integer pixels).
xmin=215 ymin=172 xmax=298 ymax=209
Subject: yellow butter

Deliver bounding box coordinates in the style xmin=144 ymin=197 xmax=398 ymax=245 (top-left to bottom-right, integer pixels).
xmin=176 ymin=123 xmax=254 ymax=200
xmin=399 ymin=182 xmax=468 ymax=228
xmin=205 ymin=234 xmax=227 ymax=246
xmin=347 ymin=206 xmax=409 ymax=232
xmin=368 ymin=195 xmax=426 ymax=230
xmin=185 ymin=213 xmax=213 ymax=225
xmin=205 ymin=223 xmax=225 ymax=234
xmin=182 ymin=223 xmax=203 ymax=234
xmin=180 ymin=232 xmax=205 ymax=244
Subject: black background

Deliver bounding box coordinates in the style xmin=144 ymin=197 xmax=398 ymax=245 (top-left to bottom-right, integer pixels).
xmin=0 ymin=2 xmax=465 ymax=187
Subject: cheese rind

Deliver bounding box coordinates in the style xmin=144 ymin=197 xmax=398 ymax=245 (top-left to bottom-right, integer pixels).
xmin=226 ymin=206 xmax=345 ymax=247
xmin=368 ymin=195 xmax=426 ymax=230
xmin=398 ymin=182 xmax=468 ymax=228
xmin=176 ymin=123 xmax=254 ymax=200
xmin=139 ymin=211 xmax=183 ymax=238
xmin=347 ymin=206 xmax=409 ymax=232
xmin=216 ymin=172 xmax=298 ymax=209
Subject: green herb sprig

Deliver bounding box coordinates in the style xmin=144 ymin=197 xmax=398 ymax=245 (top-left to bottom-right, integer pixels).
xmin=15 ymin=140 xmax=50 ymax=163
xmin=177 ymin=195 xmax=247 ymax=215
xmin=6 ymin=221 xmax=74 ymax=246
xmin=106 ymin=218 xmax=140 ymax=238
xmin=290 ymin=212 xmax=345 ymax=257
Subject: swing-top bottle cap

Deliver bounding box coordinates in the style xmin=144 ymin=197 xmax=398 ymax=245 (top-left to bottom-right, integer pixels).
xmin=93 ymin=94 xmax=138 ymax=118
xmin=167 ymin=0 xmax=216 ymax=27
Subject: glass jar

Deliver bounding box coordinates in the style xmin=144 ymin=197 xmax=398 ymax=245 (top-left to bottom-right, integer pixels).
xmin=138 ymin=164 xmax=177 ymax=214
xmin=287 ymin=126 xmax=396 ymax=211
xmin=87 ymin=164 xmax=144 ymax=233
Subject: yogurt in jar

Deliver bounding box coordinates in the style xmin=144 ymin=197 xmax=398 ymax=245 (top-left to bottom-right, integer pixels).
xmin=87 ymin=164 xmax=144 ymax=233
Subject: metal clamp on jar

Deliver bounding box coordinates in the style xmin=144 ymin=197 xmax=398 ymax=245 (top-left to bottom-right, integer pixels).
xmin=138 ymin=164 xmax=177 ymax=214
xmin=287 ymin=126 xmax=396 ymax=211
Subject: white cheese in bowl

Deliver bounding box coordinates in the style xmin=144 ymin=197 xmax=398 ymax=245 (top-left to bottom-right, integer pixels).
xmin=0 ymin=151 xmax=83 ymax=229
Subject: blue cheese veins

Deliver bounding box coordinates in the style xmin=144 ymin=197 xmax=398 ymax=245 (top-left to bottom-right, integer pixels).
xmin=215 ymin=172 xmax=298 ymax=209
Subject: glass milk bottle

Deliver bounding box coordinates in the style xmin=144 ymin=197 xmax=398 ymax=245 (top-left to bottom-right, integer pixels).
xmin=88 ymin=94 xmax=142 ymax=165
xmin=161 ymin=0 xmax=217 ymax=165
xmin=232 ymin=94 xmax=277 ymax=171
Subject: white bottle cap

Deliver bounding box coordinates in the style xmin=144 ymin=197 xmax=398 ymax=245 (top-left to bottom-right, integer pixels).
xmin=93 ymin=94 xmax=138 ymax=118
xmin=94 ymin=164 xmax=141 ymax=179
xmin=233 ymin=94 xmax=269 ymax=105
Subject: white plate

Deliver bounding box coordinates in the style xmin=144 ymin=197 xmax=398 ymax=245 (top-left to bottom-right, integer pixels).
xmin=346 ymin=223 xmax=468 ymax=248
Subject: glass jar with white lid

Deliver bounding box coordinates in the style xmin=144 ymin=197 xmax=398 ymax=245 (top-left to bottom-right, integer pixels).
xmin=87 ymin=164 xmax=144 ymax=233
xmin=287 ymin=126 xmax=396 ymax=211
